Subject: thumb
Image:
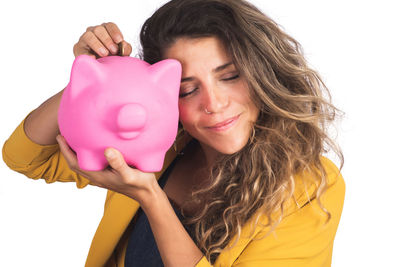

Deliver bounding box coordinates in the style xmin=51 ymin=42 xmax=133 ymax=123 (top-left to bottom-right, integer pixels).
xmin=104 ymin=148 xmax=131 ymax=176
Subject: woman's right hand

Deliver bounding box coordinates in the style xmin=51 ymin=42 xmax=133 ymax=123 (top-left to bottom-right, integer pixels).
xmin=73 ymin=22 xmax=132 ymax=59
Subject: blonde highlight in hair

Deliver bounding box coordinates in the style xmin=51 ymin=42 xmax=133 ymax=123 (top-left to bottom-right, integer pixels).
xmin=140 ymin=0 xmax=344 ymax=263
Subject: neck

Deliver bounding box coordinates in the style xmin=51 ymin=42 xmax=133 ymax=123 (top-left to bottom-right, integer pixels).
xmin=182 ymin=138 xmax=222 ymax=175
xmin=197 ymin=141 xmax=222 ymax=170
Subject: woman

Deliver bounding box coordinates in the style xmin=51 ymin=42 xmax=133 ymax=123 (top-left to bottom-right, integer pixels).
xmin=2 ymin=0 xmax=345 ymax=266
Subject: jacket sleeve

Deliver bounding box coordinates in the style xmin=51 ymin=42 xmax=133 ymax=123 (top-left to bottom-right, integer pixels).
xmin=2 ymin=112 xmax=91 ymax=188
xmin=195 ymin=158 xmax=345 ymax=267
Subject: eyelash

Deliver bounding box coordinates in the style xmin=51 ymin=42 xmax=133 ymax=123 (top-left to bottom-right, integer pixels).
xmin=179 ymin=74 xmax=240 ymax=98
xmin=223 ymin=74 xmax=239 ymax=81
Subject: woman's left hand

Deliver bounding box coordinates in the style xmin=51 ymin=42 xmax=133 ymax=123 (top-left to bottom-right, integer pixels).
xmin=56 ymin=134 xmax=158 ymax=203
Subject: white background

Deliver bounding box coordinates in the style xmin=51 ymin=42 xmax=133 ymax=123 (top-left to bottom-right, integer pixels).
xmin=1 ymin=0 xmax=399 ymax=266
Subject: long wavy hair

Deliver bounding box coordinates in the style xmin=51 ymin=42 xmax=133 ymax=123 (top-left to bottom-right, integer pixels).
xmin=139 ymin=0 xmax=344 ymax=263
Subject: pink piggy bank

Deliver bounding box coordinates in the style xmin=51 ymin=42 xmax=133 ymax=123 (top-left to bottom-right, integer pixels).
xmin=58 ymin=55 xmax=182 ymax=172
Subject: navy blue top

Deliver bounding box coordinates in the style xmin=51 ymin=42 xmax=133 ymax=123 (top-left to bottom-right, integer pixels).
xmin=125 ymin=155 xmax=195 ymax=267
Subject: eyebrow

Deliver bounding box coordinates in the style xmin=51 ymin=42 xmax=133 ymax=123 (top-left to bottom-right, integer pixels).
xmin=181 ymin=62 xmax=233 ymax=82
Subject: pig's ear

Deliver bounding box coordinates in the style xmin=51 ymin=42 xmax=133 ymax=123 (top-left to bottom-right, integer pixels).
xmin=69 ymin=55 xmax=105 ymax=98
xmin=149 ymin=59 xmax=182 ymax=94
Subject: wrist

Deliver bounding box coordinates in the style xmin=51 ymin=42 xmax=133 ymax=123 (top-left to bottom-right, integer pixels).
xmin=139 ymin=178 xmax=167 ymax=211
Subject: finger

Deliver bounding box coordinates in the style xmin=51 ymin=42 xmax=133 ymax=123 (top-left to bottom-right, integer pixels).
xmin=73 ymin=43 xmax=97 ymax=59
xmin=56 ymin=135 xmax=105 ymax=184
xmin=80 ymin=31 xmax=109 ymax=57
xmin=104 ymin=148 xmax=132 ymax=178
xmin=102 ymin=22 xmax=124 ymax=44
xmin=92 ymin=25 xmax=119 ymax=55
xmin=56 ymin=135 xmax=80 ymax=170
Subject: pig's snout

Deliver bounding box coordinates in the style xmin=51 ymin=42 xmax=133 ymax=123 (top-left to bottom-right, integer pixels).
xmin=116 ymin=103 xmax=147 ymax=139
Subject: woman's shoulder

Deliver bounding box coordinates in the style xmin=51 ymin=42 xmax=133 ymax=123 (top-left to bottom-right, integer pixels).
xmin=287 ymin=156 xmax=345 ymax=216
xmin=319 ymin=156 xmax=344 ymax=185
xmin=301 ymin=156 xmax=343 ymax=184
xmin=231 ymin=157 xmax=345 ymax=266
xmin=242 ymin=156 xmax=345 ymax=229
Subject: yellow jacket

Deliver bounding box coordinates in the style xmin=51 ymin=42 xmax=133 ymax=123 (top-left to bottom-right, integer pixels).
xmin=2 ymin=113 xmax=345 ymax=267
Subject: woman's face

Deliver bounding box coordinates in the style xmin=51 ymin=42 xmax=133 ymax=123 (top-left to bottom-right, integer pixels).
xmin=164 ymin=36 xmax=260 ymax=157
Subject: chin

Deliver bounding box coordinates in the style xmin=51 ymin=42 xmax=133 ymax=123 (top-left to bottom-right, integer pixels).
xmin=212 ymin=136 xmax=249 ymax=155
xmin=193 ymin=124 xmax=253 ymax=156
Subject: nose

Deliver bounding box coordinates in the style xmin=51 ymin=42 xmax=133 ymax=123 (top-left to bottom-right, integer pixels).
xmin=202 ymin=84 xmax=229 ymax=114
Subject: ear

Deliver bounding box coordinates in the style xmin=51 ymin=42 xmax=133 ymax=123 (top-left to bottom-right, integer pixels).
xmin=148 ymin=59 xmax=182 ymax=97
xmin=69 ymin=55 xmax=105 ymax=99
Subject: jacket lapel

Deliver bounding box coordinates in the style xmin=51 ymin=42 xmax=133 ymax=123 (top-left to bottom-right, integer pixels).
xmin=214 ymin=211 xmax=269 ymax=266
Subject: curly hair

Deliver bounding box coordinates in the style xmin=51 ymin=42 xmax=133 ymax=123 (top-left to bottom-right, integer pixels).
xmin=139 ymin=0 xmax=344 ymax=263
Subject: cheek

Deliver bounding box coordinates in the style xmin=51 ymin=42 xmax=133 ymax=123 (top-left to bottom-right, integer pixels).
xmin=178 ymin=102 xmax=195 ymax=128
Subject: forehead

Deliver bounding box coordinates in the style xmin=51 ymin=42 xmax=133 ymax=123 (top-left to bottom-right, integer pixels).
xmin=163 ymin=36 xmax=232 ymax=71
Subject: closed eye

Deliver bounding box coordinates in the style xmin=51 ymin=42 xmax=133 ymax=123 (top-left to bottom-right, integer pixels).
xmin=222 ymin=74 xmax=239 ymax=81
xmin=179 ymin=74 xmax=239 ymax=98
xmin=179 ymin=88 xmax=198 ymax=98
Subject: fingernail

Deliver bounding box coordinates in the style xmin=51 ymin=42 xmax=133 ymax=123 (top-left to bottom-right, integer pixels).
xmin=105 ymin=149 xmax=115 ymax=159
xmin=116 ymin=36 xmax=123 ymax=43
xmin=110 ymin=44 xmax=118 ymax=54
xmin=99 ymin=47 xmax=108 ymax=56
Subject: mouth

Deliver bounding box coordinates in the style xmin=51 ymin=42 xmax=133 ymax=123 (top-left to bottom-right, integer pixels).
xmin=206 ymin=114 xmax=240 ymax=131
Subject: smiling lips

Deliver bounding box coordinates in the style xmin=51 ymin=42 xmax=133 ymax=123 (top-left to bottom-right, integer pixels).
xmin=207 ymin=114 xmax=240 ymax=131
